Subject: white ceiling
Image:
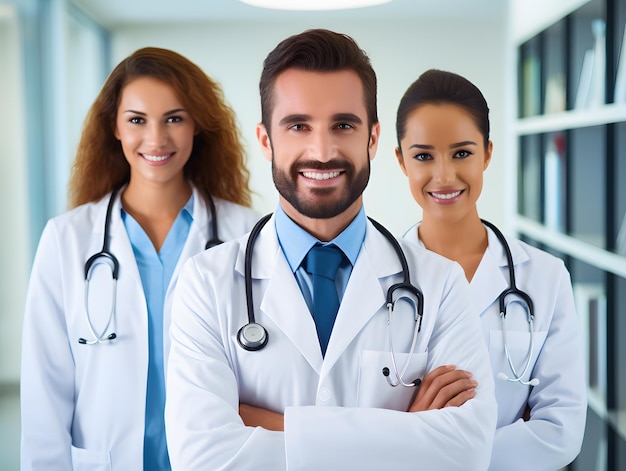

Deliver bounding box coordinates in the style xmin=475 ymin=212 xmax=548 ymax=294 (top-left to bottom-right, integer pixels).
xmin=71 ymin=0 xmax=507 ymax=28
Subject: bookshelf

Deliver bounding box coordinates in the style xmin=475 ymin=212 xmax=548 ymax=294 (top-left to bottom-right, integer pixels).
xmin=513 ymin=0 xmax=626 ymax=469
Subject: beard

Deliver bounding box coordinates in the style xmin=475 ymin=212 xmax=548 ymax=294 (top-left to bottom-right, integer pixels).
xmin=272 ymin=152 xmax=370 ymax=219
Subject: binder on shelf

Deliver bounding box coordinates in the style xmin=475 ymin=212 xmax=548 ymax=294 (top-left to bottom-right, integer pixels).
xmin=575 ymin=49 xmax=595 ymax=109
xmin=588 ymin=19 xmax=606 ymax=108
xmin=574 ymin=283 xmax=607 ymax=403
xmin=544 ymin=73 xmax=566 ymax=114
xmin=544 ymin=133 xmax=566 ymax=232
xmin=522 ymin=55 xmax=541 ymax=117
xmin=617 ymin=211 xmax=626 ymax=256
xmin=614 ymin=23 xmax=626 ymax=104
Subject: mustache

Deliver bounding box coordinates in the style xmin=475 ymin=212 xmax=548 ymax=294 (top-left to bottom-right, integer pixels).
xmin=292 ymin=159 xmax=353 ymax=172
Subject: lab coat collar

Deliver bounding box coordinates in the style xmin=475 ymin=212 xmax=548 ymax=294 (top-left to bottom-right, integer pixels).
xmin=471 ymin=224 xmax=531 ymax=317
xmin=234 ymin=216 xmax=397 ymax=377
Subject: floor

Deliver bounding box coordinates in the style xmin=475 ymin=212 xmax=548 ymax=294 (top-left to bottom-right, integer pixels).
xmin=0 ymin=383 xmax=20 ymax=470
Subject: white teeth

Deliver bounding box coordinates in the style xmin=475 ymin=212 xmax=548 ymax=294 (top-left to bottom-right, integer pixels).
xmin=431 ymin=190 xmax=461 ymax=200
xmin=302 ymin=171 xmax=341 ymax=180
xmin=143 ymin=154 xmax=171 ymax=162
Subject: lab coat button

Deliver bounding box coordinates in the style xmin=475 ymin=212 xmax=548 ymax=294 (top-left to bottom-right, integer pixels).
xmin=318 ymin=388 xmax=330 ymax=402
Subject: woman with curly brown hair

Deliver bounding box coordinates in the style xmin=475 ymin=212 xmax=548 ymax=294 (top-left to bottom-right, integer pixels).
xmin=20 ymin=47 xmax=259 ymax=470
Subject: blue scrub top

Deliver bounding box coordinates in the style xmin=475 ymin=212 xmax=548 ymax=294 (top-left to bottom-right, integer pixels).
xmin=122 ymin=195 xmax=193 ymax=471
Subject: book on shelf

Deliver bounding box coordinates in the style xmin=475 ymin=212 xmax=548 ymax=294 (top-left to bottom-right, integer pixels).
xmin=615 ymin=23 xmax=626 ymax=104
xmin=576 ymin=19 xmax=606 ymax=109
xmin=544 ymin=73 xmax=566 ymax=114
xmin=617 ymin=210 xmax=626 ymax=256
xmin=574 ymin=283 xmax=607 ymax=401
xmin=544 ymin=133 xmax=566 ymax=232
xmin=522 ymin=54 xmax=541 ymax=117
xmin=588 ymin=19 xmax=606 ymax=108
xmin=575 ymin=49 xmax=595 ymax=109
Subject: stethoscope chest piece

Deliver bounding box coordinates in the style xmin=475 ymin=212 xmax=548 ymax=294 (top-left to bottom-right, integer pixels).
xmin=237 ymin=323 xmax=268 ymax=351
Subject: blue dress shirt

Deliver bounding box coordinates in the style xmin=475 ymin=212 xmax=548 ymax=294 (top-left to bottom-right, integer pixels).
xmin=122 ymin=195 xmax=193 ymax=471
xmin=274 ymin=204 xmax=366 ymax=314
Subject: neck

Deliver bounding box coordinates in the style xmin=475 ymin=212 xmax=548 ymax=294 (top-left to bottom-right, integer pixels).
xmin=418 ymin=211 xmax=488 ymax=276
xmin=122 ymin=176 xmax=192 ymax=219
xmin=280 ymin=196 xmax=362 ymax=242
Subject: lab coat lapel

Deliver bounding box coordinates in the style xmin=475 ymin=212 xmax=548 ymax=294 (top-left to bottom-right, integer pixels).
xmin=471 ymin=226 xmax=528 ymax=317
xmin=171 ymin=186 xmax=209 ymax=288
xmin=321 ymin=222 xmax=389 ymax=377
xmin=242 ymin=217 xmax=324 ymax=374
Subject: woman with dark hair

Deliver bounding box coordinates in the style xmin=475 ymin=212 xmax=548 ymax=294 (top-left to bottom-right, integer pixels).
xmin=395 ymin=69 xmax=587 ymax=470
xmin=21 ymin=47 xmax=259 ymax=470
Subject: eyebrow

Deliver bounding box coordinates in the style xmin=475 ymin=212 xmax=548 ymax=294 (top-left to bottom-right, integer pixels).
xmin=408 ymin=140 xmax=477 ymax=150
xmin=278 ymin=113 xmax=363 ymax=127
xmin=121 ymin=108 xmax=187 ymax=116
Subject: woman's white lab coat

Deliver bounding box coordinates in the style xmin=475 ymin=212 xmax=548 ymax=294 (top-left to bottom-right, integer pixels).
xmin=165 ymin=215 xmax=497 ymax=471
xmin=20 ymin=185 xmax=259 ymax=471
xmin=404 ymin=223 xmax=587 ymax=471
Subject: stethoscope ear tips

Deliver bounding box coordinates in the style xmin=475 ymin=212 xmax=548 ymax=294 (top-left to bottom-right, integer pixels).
xmin=237 ymin=323 xmax=268 ymax=351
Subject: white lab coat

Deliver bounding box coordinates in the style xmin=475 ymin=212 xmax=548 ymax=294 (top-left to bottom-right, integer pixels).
xmin=404 ymin=224 xmax=587 ymax=471
xmin=165 ymin=215 xmax=497 ymax=471
xmin=20 ymin=185 xmax=260 ymax=471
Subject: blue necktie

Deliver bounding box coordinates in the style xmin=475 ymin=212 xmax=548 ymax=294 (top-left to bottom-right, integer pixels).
xmin=303 ymin=244 xmax=344 ymax=356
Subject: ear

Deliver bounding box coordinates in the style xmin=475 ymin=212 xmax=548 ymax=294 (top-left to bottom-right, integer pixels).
xmin=483 ymin=140 xmax=493 ymax=171
xmin=394 ymin=147 xmax=408 ymax=176
xmin=256 ymin=123 xmax=273 ymax=162
xmin=367 ymin=122 xmax=381 ymax=161
xmin=114 ymin=124 xmax=120 ymax=141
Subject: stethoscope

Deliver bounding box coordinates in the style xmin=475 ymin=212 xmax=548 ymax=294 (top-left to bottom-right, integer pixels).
xmin=236 ymin=213 xmax=424 ymax=389
xmin=481 ymin=219 xmax=539 ymax=387
xmin=79 ymin=186 xmax=223 ymax=345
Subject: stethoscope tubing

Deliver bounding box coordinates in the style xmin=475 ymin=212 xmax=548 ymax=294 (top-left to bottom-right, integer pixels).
xmin=237 ymin=213 xmax=425 ymax=389
xmin=79 ymin=186 xmax=222 ymax=345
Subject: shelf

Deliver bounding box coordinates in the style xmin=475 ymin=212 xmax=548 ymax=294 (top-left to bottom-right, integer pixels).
xmin=514 ymin=216 xmax=626 ymax=278
xmin=515 ymin=103 xmax=626 ymax=135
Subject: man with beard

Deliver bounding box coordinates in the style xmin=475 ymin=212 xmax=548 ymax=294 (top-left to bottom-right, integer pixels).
xmin=165 ymin=29 xmax=496 ymax=471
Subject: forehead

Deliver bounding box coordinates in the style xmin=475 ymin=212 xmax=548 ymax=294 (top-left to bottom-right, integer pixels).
xmin=270 ymin=68 xmax=367 ymax=122
xmin=118 ymin=76 xmax=181 ymax=107
xmin=404 ymin=103 xmax=481 ymax=137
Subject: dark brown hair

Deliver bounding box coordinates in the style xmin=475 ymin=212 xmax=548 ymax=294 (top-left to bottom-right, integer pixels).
xmin=259 ymin=28 xmax=378 ymax=133
xmin=68 ymin=47 xmax=252 ymax=208
xmin=396 ymin=69 xmax=490 ymax=151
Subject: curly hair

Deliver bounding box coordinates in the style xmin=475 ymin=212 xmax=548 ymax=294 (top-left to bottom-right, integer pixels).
xmin=68 ymin=47 xmax=252 ymax=208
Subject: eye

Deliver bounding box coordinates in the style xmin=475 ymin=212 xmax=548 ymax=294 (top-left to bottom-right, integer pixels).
xmin=336 ymin=123 xmax=354 ymax=130
xmin=454 ymin=150 xmax=472 ymax=159
xmin=413 ymin=153 xmax=432 ymax=162
xmin=167 ymin=115 xmax=183 ymax=124
xmin=289 ymin=124 xmax=306 ymax=131
xmin=129 ymin=116 xmax=145 ymax=125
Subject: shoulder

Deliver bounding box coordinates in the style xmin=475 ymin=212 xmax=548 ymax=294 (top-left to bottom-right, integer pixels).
xmin=43 ymin=197 xmax=108 ymax=237
xmin=508 ymin=236 xmax=568 ymax=275
xmin=213 ymin=198 xmax=262 ymax=232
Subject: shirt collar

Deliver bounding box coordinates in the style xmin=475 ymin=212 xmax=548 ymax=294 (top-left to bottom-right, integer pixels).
xmin=275 ymin=204 xmax=366 ymax=273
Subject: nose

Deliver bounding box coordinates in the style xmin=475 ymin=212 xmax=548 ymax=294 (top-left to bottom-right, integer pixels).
xmin=307 ymin=129 xmax=336 ymax=162
xmin=145 ymin=121 xmax=169 ymax=148
xmin=433 ymin=158 xmax=455 ymax=185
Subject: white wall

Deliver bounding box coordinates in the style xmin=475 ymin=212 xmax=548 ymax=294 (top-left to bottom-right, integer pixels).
xmin=0 ymin=4 xmax=29 ymax=383
xmin=111 ymin=17 xmax=508 ymax=236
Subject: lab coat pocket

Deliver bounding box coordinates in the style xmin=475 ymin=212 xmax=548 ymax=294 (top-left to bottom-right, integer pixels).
xmin=70 ymin=445 xmax=112 ymax=471
xmin=357 ymin=349 xmax=428 ymax=411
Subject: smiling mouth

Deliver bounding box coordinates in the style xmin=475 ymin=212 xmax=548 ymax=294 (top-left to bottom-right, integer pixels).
xmin=142 ymin=153 xmax=173 ymax=162
xmin=430 ymin=190 xmax=462 ymax=200
xmin=301 ymin=170 xmax=342 ymax=180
